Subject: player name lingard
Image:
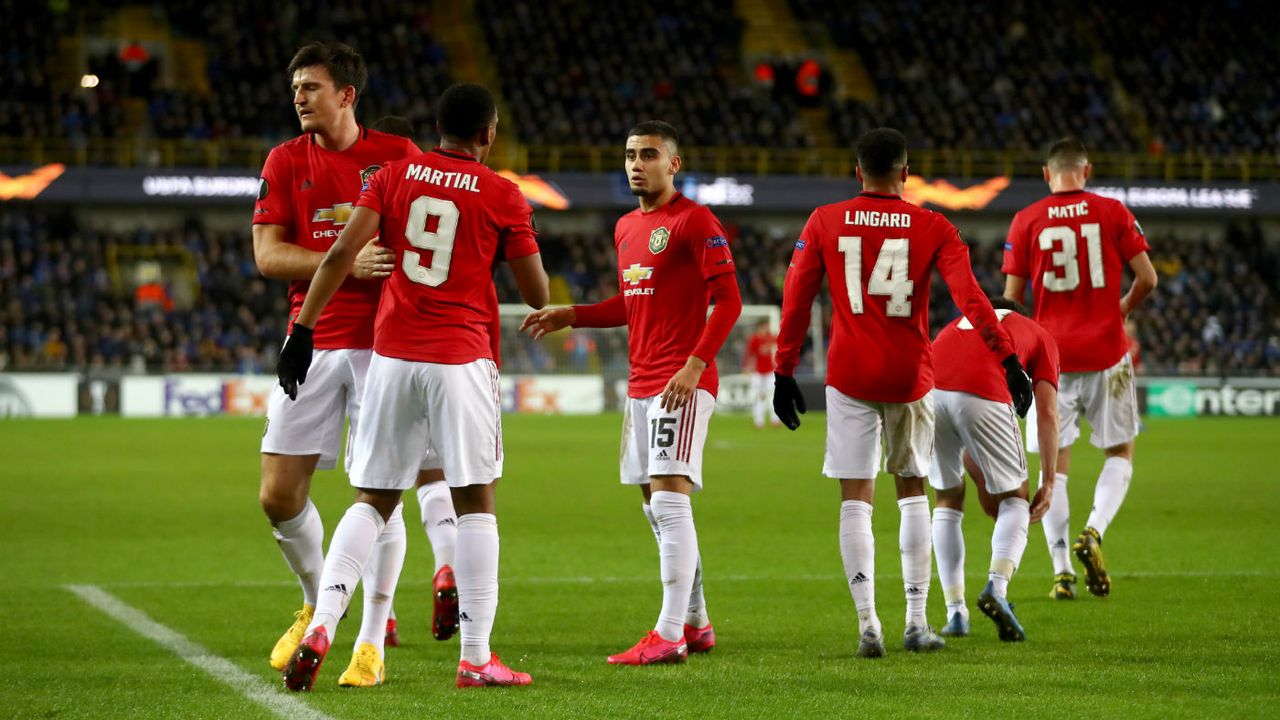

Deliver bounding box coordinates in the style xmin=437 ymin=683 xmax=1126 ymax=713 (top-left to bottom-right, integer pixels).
xmin=844 ymin=210 xmax=912 ymax=228
xmin=405 ymin=164 xmax=481 ymax=193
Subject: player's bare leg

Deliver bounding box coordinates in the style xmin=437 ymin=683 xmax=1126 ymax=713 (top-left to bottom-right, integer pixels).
xmin=1044 ymin=445 xmax=1076 ymax=599
xmin=895 ymin=475 xmax=944 ymax=653
xmin=451 ymin=482 xmax=530 ymax=687
xmin=933 ymin=484 xmax=969 ymax=637
xmin=838 ymin=478 xmax=884 ymax=657
xmin=977 ymin=483 xmax=1031 ymax=641
xmin=639 ymin=483 xmax=714 ymax=654
xmin=416 ymin=469 xmax=460 ymax=640
xmin=283 ymin=488 xmax=401 ymax=691
xmin=261 ymin=452 xmax=324 ymax=670
xmin=609 ymin=476 xmax=699 ymax=665
xmin=1075 ymin=442 xmax=1132 ymax=598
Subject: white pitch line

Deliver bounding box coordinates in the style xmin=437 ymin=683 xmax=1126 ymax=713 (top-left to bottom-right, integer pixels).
xmin=90 ymin=569 xmax=1280 ymax=590
xmin=66 ymin=584 xmax=336 ymax=720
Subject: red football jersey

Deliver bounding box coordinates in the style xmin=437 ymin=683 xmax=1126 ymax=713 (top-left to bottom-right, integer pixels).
xmin=253 ymin=127 xmax=418 ymax=349
xmin=1002 ymin=190 xmax=1150 ymax=372
xmin=745 ymin=331 xmax=776 ymax=374
xmin=777 ymin=192 xmax=1013 ymax=403
xmin=934 ymin=310 xmax=1060 ymax=404
xmin=614 ymin=193 xmax=736 ymax=398
xmin=356 ymin=148 xmax=538 ymax=364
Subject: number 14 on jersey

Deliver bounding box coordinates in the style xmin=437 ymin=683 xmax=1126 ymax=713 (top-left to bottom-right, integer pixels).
xmin=839 ymin=236 xmax=914 ymax=317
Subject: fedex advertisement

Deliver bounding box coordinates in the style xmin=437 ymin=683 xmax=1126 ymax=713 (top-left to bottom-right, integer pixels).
xmin=122 ymin=375 xmax=276 ymax=417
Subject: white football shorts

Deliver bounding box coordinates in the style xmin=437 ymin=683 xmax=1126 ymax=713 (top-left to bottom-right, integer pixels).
xmin=620 ymin=389 xmax=716 ymax=489
xmin=1027 ymin=354 xmax=1138 ymax=452
xmin=261 ymin=348 xmax=371 ymax=471
xmin=929 ymin=389 xmax=1027 ymax=494
xmin=823 ymin=387 xmax=935 ymax=479
xmin=349 ymin=353 xmax=503 ymax=490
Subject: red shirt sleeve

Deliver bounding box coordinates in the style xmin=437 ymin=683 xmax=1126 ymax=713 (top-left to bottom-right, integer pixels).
xmin=498 ymin=182 xmax=539 ymax=260
xmin=573 ymin=293 xmax=627 ymax=328
xmin=1112 ymin=202 xmax=1151 ymax=261
xmin=687 ymin=206 xmax=736 ymax=280
xmin=937 ymin=219 xmax=1014 ymax=359
xmin=253 ymin=147 xmax=293 ymax=229
xmin=354 ymin=165 xmax=391 ymax=215
xmin=1001 ymin=211 xmax=1029 ymax=277
xmin=1029 ymin=325 xmax=1061 ymax=389
xmin=775 ymin=211 xmax=825 ymax=376
xmin=692 ymin=273 xmax=742 ymax=364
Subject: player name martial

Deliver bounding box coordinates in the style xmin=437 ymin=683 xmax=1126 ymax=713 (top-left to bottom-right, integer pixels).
xmin=1048 ymin=200 xmax=1089 ymax=218
xmin=405 ymin=163 xmax=480 ymax=193
xmin=844 ymin=210 xmax=912 ymax=228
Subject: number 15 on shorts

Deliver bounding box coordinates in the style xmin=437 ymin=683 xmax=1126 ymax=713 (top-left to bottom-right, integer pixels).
xmin=650 ymin=417 xmax=676 ymax=448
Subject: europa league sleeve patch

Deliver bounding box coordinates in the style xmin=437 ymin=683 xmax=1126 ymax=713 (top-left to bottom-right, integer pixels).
xmin=257 ymin=177 xmax=269 ymax=201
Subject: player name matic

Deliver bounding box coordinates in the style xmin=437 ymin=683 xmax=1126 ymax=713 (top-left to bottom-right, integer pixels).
xmin=1048 ymin=200 xmax=1089 ymax=218
xmin=405 ymin=164 xmax=480 ymax=193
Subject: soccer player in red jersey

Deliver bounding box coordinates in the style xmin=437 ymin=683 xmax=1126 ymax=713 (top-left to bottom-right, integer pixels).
xmin=743 ymin=319 xmax=780 ymax=428
xmin=520 ymin=121 xmax=742 ymax=665
xmin=276 ymin=83 xmax=549 ymax=690
xmin=1003 ymin=137 xmax=1157 ymax=599
xmin=773 ymin=128 xmax=1032 ymax=658
xmin=252 ymin=43 xmax=442 ymax=684
xmin=929 ymin=298 xmax=1060 ymax=642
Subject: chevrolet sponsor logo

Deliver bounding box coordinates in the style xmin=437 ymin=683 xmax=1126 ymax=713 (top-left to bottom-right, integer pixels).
xmin=312 ymin=202 xmax=354 ymax=225
xmin=622 ymin=263 xmax=653 ymax=285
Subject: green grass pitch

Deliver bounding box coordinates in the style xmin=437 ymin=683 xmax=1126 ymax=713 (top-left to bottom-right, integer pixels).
xmin=2 ymin=414 xmax=1278 ymax=718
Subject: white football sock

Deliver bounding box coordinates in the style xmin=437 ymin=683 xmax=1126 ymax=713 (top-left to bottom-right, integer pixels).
xmin=753 ymin=395 xmax=767 ymax=428
xmin=650 ymin=491 xmax=698 ymax=643
xmin=455 ymin=513 xmax=499 ymax=666
xmin=839 ymin=500 xmax=880 ymax=637
xmin=356 ymin=503 xmax=406 ymax=654
xmin=417 ymin=482 xmax=457 ymax=571
xmin=990 ymin=498 xmax=1030 ymax=598
xmin=645 ymin=503 xmax=709 ymax=628
xmin=272 ymin=498 xmax=324 ymax=607
xmin=898 ymin=496 xmax=931 ymax=628
xmin=932 ymin=507 xmax=966 ymax=618
xmin=1042 ymin=472 xmax=1073 ymax=574
xmin=307 ymin=502 xmax=385 ymax=640
xmin=1086 ymin=457 xmax=1133 ymax=538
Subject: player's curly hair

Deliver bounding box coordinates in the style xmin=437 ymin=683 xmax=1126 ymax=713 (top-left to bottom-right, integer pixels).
xmin=436 ymin=83 xmax=498 ymax=140
xmin=287 ymin=42 xmax=367 ymax=103
xmin=855 ymin=128 xmax=908 ymax=179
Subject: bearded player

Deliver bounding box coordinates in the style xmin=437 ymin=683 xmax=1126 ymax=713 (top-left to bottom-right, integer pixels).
xmin=252 ymin=43 xmax=452 ymax=687
xmin=521 ymin=120 xmax=742 ymax=665
xmin=1003 ymin=137 xmax=1157 ymax=599
xmin=773 ymin=127 xmax=1032 ymax=658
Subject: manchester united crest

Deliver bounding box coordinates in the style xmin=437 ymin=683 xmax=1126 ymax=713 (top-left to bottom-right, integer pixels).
xmin=649 ymin=226 xmax=670 ymax=254
xmin=360 ymin=164 xmax=382 ymax=190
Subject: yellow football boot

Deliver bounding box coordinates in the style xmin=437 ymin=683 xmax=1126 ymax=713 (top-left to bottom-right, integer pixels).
xmin=269 ymin=605 xmax=315 ymax=671
xmin=337 ymin=642 xmax=386 ymax=687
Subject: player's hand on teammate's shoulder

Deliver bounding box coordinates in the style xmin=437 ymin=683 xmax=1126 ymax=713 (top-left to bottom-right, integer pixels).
xmin=276 ymin=325 xmax=314 ymax=401
xmin=351 ymin=237 xmax=394 ymax=280
xmin=519 ymin=306 xmax=576 ymax=340
xmin=1001 ymin=354 xmax=1033 ymax=417
xmin=772 ymin=373 xmax=806 ymax=430
xmin=660 ymin=356 xmax=706 ymax=411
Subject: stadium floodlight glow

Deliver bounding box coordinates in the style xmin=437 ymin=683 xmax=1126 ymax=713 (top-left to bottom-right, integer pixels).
xmin=80 ymin=74 xmax=100 ymax=89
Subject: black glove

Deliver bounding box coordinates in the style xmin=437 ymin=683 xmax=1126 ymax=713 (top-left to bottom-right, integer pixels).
xmin=277 ymin=324 xmax=314 ymax=401
xmin=1002 ymin=353 xmax=1033 ymax=417
xmin=773 ymin=373 xmax=806 ymax=430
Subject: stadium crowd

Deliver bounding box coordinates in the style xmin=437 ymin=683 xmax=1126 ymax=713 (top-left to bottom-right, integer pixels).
xmin=2 ymin=207 xmax=1276 ymax=377
xmin=3 ymin=1 xmax=1275 ymax=156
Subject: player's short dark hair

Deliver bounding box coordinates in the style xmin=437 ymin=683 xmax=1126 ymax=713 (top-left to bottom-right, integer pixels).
xmin=856 ymin=128 xmax=908 ymax=179
xmin=287 ymin=42 xmax=367 ymax=103
xmin=371 ymin=115 xmax=415 ymax=139
xmin=627 ymin=120 xmax=679 ymax=154
xmin=1046 ymin=136 xmax=1089 ymax=169
xmin=990 ymin=296 xmax=1031 ymax=317
xmin=436 ymin=83 xmax=498 ymax=140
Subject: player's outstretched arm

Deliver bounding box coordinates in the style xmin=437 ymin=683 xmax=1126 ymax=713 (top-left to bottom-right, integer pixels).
xmin=1120 ymin=251 xmax=1157 ymax=316
xmin=508 ymin=252 xmax=549 ymax=309
xmin=295 ymin=206 xmax=380 ymax=329
xmin=1028 ymin=381 xmax=1060 ymax=523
